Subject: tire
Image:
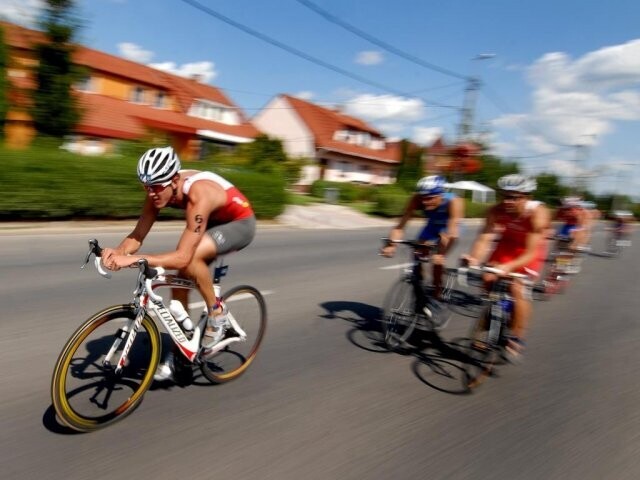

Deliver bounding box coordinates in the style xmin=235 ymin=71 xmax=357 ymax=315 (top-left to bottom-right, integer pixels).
xmin=382 ymin=278 xmax=420 ymax=350
xmin=200 ymin=285 xmax=267 ymax=384
xmin=51 ymin=305 xmax=161 ymax=432
xmin=461 ymin=308 xmax=497 ymax=391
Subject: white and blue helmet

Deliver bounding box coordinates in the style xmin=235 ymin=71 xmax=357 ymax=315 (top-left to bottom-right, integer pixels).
xmin=137 ymin=146 xmax=181 ymax=185
xmin=497 ymin=174 xmax=536 ymax=193
xmin=416 ymin=175 xmax=446 ymax=195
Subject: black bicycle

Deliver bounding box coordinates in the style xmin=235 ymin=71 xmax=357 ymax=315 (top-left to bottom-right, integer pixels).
xmin=457 ymin=265 xmax=532 ymax=391
xmin=380 ymin=239 xmax=453 ymax=351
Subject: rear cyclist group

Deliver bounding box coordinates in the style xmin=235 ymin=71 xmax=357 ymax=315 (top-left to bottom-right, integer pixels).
xmin=384 ymin=173 xmax=550 ymax=360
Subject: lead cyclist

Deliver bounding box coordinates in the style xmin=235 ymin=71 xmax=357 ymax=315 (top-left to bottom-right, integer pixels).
xmin=101 ymin=146 xmax=256 ymax=382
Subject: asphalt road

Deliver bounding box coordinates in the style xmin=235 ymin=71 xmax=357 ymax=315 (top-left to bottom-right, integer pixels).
xmin=1 ymin=223 xmax=639 ymax=480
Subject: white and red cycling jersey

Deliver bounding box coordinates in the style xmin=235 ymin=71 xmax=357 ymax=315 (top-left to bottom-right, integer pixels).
xmin=182 ymin=171 xmax=254 ymax=224
xmin=489 ymin=200 xmax=547 ymax=277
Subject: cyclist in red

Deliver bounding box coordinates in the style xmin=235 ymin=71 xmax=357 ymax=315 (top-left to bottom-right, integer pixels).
xmin=102 ymin=146 xmax=256 ymax=381
xmin=463 ymin=174 xmax=550 ymax=359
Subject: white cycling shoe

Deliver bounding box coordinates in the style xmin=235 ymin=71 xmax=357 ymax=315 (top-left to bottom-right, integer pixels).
xmin=153 ymin=352 xmax=175 ymax=382
xmin=202 ymin=304 xmax=230 ymax=350
xmin=153 ymin=362 xmax=175 ymax=383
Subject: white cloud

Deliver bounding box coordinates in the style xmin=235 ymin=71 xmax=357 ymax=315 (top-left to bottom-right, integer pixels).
xmin=115 ymin=42 xmax=218 ymax=83
xmin=0 ymin=0 xmax=44 ymax=26
xmin=495 ymin=38 xmax=640 ymax=163
xmin=412 ymin=126 xmax=443 ymax=145
xmin=293 ymin=91 xmax=315 ymax=100
xmin=355 ymin=50 xmax=384 ymax=66
xmin=149 ymin=61 xmax=217 ymax=83
xmin=118 ymin=42 xmax=154 ymax=63
xmin=343 ymin=94 xmax=425 ymax=122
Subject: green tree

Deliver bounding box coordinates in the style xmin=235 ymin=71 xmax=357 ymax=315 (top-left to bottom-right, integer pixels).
xmin=534 ymin=173 xmax=571 ymax=206
xmin=395 ymin=140 xmax=423 ymax=191
xmin=31 ymin=0 xmax=83 ymax=138
xmin=241 ymin=134 xmax=303 ymax=186
xmin=465 ymin=154 xmax=519 ymax=188
xmin=0 ymin=25 xmax=8 ymax=138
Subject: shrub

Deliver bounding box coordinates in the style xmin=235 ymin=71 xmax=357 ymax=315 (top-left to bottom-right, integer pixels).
xmin=0 ymin=147 xmax=286 ymax=220
xmin=370 ymin=185 xmax=410 ymax=217
xmin=463 ymin=199 xmax=491 ymax=218
xmin=309 ymin=180 xmax=374 ymax=203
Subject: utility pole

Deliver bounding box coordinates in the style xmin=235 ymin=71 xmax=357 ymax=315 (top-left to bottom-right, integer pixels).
xmin=573 ymin=143 xmax=588 ymax=194
xmin=457 ymin=54 xmax=495 ymax=142
xmin=573 ymin=134 xmax=596 ymax=195
xmin=457 ymin=76 xmax=481 ymax=141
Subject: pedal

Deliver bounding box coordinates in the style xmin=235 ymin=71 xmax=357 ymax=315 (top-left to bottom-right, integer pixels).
xmin=200 ymin=336 xmax=244 ymax=359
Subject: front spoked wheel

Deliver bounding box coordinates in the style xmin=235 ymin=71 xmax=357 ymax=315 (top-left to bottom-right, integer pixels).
xmin=51 ymin=305 xmax=161 ymax=432
xmin=382 ymin=278 xmax=420 ymax=350
xmin=200 ymin=285 xmax=267 ymax=384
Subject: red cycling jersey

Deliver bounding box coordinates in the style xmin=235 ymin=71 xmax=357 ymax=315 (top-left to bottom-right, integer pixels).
xmin=182 ymin=171 xmax=254 ymax=224
xmin=489 ymin=201 xmax=546 ymax=277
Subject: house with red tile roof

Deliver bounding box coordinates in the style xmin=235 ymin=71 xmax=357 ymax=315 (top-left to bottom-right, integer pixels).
xmin=423 ymin=136 xmax=482 ymax=176
xmin=253 ymin=94 xmax=401 ymax=187
xmin=1 ymin=22 xmax=259 ymax=159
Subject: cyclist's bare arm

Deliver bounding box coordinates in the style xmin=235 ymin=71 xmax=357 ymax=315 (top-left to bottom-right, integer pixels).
xmin=109 ymin=182 xmax=224 ymax=270
xmin=466 ymin=206 xmax=499 ymax=265
xmin=382 ymin=194 xmax=420 ymax=256
xmin=439 ymin=196 xmax=464 ymax=253
xmin=102 ymin=198 xmax=158 ymax=265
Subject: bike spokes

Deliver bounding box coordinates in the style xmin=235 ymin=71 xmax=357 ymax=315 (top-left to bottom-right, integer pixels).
xmin=51 ymin=306 xmax=161 ymax=431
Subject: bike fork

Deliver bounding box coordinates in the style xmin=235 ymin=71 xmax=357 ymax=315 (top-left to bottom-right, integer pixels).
xmin=103 ymin=309 xmax=145 ymax=375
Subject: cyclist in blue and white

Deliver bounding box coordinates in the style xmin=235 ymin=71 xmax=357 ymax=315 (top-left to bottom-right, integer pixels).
xmin=382 ymin=175 xmax=464 ymax=300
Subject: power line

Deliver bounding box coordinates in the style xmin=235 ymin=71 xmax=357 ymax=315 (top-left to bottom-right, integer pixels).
xmin=177 ymin=0 xmax=458 ymax=110
xmin=296 ymin=0 xmax=468 ymax=81
xmin=480 ymin=84 xmax=572 ymax=148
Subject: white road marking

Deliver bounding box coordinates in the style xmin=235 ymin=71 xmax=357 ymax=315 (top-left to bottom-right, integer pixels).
xmin=380 ymin=263 xmax=413 ymax=270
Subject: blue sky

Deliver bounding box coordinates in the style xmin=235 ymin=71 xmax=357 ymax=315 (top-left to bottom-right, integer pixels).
xmin=3 ymin=0 xmax=640 ymax=197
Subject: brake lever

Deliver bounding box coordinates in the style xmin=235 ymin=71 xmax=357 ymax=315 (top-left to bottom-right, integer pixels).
xmin=80 ymin=239 xmax=112 ymax=278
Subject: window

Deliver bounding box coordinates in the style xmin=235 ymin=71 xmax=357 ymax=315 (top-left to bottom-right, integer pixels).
xmin=189 ymin=100 xmax=237 ymax=123
xmin=131 ymin=86 xmax=145 ymax=103
xmin=370 ymin=139 xmax=385 ymax=150
xmin=75 ymin=75 xmax=93 ymax=92
xmin=155 ymin=92 xmax=166 ymax=108
xmin=7 ymin=69 xmax=27 ymax=78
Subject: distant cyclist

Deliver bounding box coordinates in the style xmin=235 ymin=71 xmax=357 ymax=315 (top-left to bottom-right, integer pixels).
xmin=555 ymin=196 xmax=588 ymax=252
xmin=382 ymin=175 xmax=464 ymax=300
xmin=609 ymin=210 xmax=634 ymax=244
xmin=102 ymin=146 xmax=256 ymax=381
xmin=463 ymin=174 xmax=550 ymax=359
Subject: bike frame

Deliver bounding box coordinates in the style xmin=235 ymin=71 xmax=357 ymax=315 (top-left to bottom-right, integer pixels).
xmin=458 ymin=265 xmax=530 ymax=349
xmin=83 ymin=240 xmax=244 ymax=374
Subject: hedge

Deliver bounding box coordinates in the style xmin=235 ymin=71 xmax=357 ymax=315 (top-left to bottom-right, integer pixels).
xmin=0 ymin=147 xmax=286 ymax=220
xmin=309 ymin=180 xmax=374 ymax=202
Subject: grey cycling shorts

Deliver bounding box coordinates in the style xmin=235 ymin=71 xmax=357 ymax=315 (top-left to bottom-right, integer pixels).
xmin=206 ymin=215 xmax=256 ymax=255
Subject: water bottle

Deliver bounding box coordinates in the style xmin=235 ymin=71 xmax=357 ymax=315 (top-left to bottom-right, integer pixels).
xmin=169 ymin=300 xmax=194 ymax=333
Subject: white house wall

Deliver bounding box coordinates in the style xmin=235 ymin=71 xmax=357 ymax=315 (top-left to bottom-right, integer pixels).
xmin=252 ymin=96 xmax=315 ymax=158
xmin=322 ymin=152 xmax=395 ymax=185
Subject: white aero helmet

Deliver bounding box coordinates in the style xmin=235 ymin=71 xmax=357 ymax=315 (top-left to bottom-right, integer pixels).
xmin=562 ymin=196 xmax=582 ymax=207
xmin=416 ymin=175 xmax=446 ymax=195
xmin=137 ymin=146 xmax=181 ymax=185
xmin=497 ymin=174 xmax=536 ymax=193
